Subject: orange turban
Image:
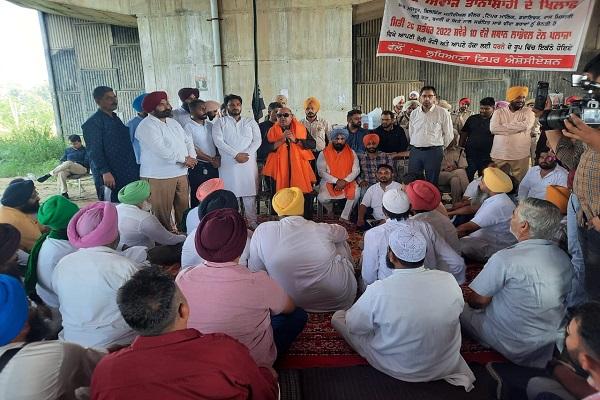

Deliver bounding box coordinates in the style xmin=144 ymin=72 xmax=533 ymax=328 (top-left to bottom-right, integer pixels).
xmin=506 ymin=86 xmax=529 ymax=102
xmin=363 ymin=133 xmax=380 ymax=146
xmin=303 ymin=97 xmax=320 ymax=112
xmin=546 ymin=185 xmax=569 ymax=214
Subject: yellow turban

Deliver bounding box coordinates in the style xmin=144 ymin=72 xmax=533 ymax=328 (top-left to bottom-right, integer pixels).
xmin=272 ymin=187 xmax=304 ymax=216
xmin=275 ymin=95 xmax=288 ymax=106
xmin=482 ymin=167 xmax=513 ymax=193
xmin=506 ymin=86 xmax=529 ymax=102
xmin=303 ymin=97 xmax=320 ymax=112
xmin=546 ymin=185 xmax=569 ymax=214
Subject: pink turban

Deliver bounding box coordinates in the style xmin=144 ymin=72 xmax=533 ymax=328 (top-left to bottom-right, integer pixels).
xmin=68 ymin=201 xmax=119 ymax=248
xmin=195 ymin=178 xmax=225 ymax=202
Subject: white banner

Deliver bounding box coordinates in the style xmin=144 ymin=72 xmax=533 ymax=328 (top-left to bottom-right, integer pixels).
xmin=377 ymin=0 xmax=596 ymax=70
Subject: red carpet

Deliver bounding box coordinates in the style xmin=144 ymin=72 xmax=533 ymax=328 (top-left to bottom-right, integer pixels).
xmin=257 ymin=216 xmax=506 ymax=370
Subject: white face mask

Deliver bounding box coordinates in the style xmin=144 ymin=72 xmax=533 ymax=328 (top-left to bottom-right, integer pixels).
xmin=141 ymin=200 xmax=152 ymax=212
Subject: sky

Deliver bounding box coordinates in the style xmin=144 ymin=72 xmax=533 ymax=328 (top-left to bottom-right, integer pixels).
xmin=0 ymin=0 xmax=48 ymax=88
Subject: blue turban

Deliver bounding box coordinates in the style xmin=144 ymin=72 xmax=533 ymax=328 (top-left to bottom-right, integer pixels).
xmin=132 ymin=93 xmax=147 ymax=113
xmin=1 ymin=179 xmax=34 ymax=208
xmin=328 ymin=127 xmax=350 ymax=142
xmin=0 ymin=275 xmax=28 ymax=345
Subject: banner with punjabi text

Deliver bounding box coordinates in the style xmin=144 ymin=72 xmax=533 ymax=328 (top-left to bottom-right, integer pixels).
xmin=377 ymin=0 xmax=596 ymax=70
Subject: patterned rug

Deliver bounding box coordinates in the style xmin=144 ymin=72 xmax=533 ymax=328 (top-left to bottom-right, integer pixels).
xmin=261 ymin=216 xmax=506 ymax=370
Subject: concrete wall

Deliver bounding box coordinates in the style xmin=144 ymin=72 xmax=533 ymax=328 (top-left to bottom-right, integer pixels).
xmin=135 ymin=0 xmax=354 ymax=124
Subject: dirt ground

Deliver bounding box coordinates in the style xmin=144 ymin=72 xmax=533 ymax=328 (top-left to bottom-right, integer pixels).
xmin=0 ymin=176 xmax=98 ymax=208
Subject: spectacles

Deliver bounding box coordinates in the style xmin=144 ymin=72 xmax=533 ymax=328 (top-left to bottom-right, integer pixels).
xmin=276 ymin=113 xmax=290 ymax=118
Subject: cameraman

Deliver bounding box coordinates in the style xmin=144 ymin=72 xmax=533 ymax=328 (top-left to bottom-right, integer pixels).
xmin=544 ymin=52 xmax=600 ymax=303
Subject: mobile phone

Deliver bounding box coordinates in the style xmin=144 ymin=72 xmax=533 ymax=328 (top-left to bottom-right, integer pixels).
xmin=534 ymin=81 xmax=549 ymax=110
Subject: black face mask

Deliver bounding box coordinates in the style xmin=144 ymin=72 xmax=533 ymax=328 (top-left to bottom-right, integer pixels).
xmin=333 ymin=143 xmax=345 ymax=151
xmin=182 ymin=102 xmax=190 ymax=113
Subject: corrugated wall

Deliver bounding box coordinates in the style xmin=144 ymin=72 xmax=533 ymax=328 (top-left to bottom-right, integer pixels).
xmin=353 ymin=17 xmax=598 ymax=112
xmin=43 ymin=13 xmax=144 ymax=137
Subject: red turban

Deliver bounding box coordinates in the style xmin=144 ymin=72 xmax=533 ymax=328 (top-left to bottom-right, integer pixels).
xmin=142 ymin=91 xmax=168 ymax=113
xmin=178 ymin=88 xmax=199 ymax=102
xmin=405 ymin=180 xmax=441 ymax=212
xmin=363 ymin=133 xmax=380 ymax=146
xmin=195 ymin=208 xmax=247 ymax=263
xmin=459 ymin=98 xmax=471 ymax=106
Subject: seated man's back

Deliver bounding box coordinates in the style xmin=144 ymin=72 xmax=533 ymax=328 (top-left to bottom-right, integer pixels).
xmin=91 ymin=330 xmax=277 ymax=400
xmin=248 ymin=216 xmax=357 ymax=312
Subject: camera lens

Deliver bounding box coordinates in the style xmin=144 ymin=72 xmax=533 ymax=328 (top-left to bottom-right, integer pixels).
xmin=540 ymin=108 xmax=571 ymax=131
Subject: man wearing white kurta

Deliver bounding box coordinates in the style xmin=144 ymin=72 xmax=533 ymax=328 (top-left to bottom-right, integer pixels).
xmin=248 ymin=187 xmax=357 ymax=312
xmin=333 ymin=225 xmax=475 ymax=391
xmin=211 ymin=94 xmax=261 ymax=228
xmin=461 ymin=197 xmax=572 ymax=368
xmin=135 ymin=91 xmax=197 ymax=230
xmin=362 ymin=188 xmax=466 ymax=288
xmin=457 ymin=167 xmax=517 ymax=261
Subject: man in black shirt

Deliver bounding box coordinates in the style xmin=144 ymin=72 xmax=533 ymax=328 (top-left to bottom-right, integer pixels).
xmin=459 ymin=97 xmax=495 ymax=181
xmin=375 ymin=110 xmax=410 ymax=178
xmin=258 ymin=102 xmax=283 ymax=163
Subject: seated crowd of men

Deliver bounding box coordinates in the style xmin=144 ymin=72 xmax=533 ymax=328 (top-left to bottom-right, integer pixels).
xmin=0 ymin=52 xmax=600 ymax=400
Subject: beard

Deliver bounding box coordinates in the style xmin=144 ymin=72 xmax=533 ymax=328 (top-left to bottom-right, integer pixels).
xmin=154 ymin=109 xmax=173 ymax=119
xmin=182 ymin=102 xmax=190 ymax=112
xmin=350 ymin=122 xmax=361 ymax=129
xmin=386 ymin=254 xmax=396 ymax=269
xmin=306 ymin=112 xmax=316 ymax=118
xmin=141 ymin=200 xmax=152 ymax=212
xmin=470 ymin=188 xmax=489 ymax=207
xmin=332 ymin=143 xmax=345 ymax=151
xmin=20 ymin=200 xmax=40 ymax=214
xmin=539 ymin=162 xmax=556 ymax=170
xmin=228 ymin=108 xmax=241 ymax=117
xmin=206 ymin=111 xmax=216 ymax=121
xmin=366 ymin=147 xmax=377 ymax=153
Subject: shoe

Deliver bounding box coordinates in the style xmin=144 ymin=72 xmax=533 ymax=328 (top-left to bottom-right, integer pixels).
xmin=61 ymin=192 xmax=70 ymax=199
xmin=37 ymin=174 xmax=51 ymax=183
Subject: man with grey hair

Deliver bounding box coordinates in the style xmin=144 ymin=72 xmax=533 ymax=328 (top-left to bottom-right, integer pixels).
xmin=91 ymin=267 xmax=278 ymax=399
xmin=460 ymin=197 xmax=573 ymax=368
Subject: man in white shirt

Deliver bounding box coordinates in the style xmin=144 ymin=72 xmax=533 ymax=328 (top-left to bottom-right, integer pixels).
xmin=407 ymin=86 xmax=454 ymax=185
xmin=0 ymin=275 xmax=105 ymax=400
xmin=135 ymin=91 xmax=198 ymax=230
xmin=249 ymin=187 xmax=357 ymax=312
xmin=54 ymin=201 xmax=144 ymax=348
xmin=184 ymin=99 xmax=220 ymax=209
xmin=361 ymin=187 xmax=466 ymax=288
xmin=490 ymin=86 xmax=536 ymax=182
xmin=300 ymin=96 xmax=331 ymax=154
xmin=406 ymin=180 xmax=461 ymax=254
xmin=333 ymin=225 xmax=475 ymax=391
xmin=317 ymin=128 xmax=360 ymax=222
xmin=116 ymin=180 xmax=185 ymax=249
xmin=357 ymin=164 xmax=400 ymax=229
xmin=171 ymin=87 xmax=199 ymax=127
xmin=211 ymin=94 xmax=262 ymax=228
xmin=518 ymin=149 xmax=568 ymax=200
xmin=461 ymin=197 xmax=572 ymax=368
xmin=457 ymin=167 xmax=517 ymax=261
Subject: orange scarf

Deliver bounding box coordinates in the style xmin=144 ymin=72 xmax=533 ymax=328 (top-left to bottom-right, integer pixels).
xmin=323 ymin=143 xmax=356 ymax=200
xmin=262 ymin=118 xmax=316 ymax=193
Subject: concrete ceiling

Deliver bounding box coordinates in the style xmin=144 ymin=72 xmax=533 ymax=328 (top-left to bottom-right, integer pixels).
xmin=7 ymin=0 xmax=137 ymax=26
xmin=353 ymin=0 xmax=384 ymax=24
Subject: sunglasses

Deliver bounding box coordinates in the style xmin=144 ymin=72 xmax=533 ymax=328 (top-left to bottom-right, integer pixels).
xmin=277 ymin=113 xmax=291 ymax=118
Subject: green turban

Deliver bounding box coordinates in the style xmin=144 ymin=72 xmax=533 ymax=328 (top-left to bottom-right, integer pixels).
xmin=118 ymin=180 xmax=150 ymax=205
xmin=25 ymin=195 xmax=79 ymax=294
xmin=37 ymin=195 xmax=80 ymax=230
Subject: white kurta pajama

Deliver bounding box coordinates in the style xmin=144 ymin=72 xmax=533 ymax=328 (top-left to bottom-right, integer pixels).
xmin=362 ymin=218 xmax=466 ymax=286
xmin=332 ymin=267 xmax=475 ymax=391
xmin=211 ymin=116 xmax=261 ymax=226
xmin=248 ymin=216 xmax=357 ymax=312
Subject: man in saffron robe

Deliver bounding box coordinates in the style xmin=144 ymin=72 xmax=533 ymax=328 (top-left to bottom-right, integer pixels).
xmin=317 ymin=128 xmax=360 ymax=222
xmin=263 ymin=107 xmax=317 ymax=219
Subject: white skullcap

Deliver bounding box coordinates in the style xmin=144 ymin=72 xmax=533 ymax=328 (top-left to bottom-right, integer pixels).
xmin=392 ymin=96 xmax=405 ymax=107
xmin=409 ymin=91 xmax=419 ymax=99
xmin=389 ymin=224 xmax=427 ymax=262
xmin=382 ymin=188 xmax=410 ymax=214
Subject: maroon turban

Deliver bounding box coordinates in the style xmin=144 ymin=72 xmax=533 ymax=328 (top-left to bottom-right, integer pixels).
xmin=178 ymin=88 xmax=199 ymax=102
xmin=142 ymin=91 xmax=168 ymax=113
xmin=195 ymin=208 xmax=247 ymax=263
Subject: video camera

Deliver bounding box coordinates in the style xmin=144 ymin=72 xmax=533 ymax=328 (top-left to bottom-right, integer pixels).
xmin=536 ymin=75 xmax=600 ymax=131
